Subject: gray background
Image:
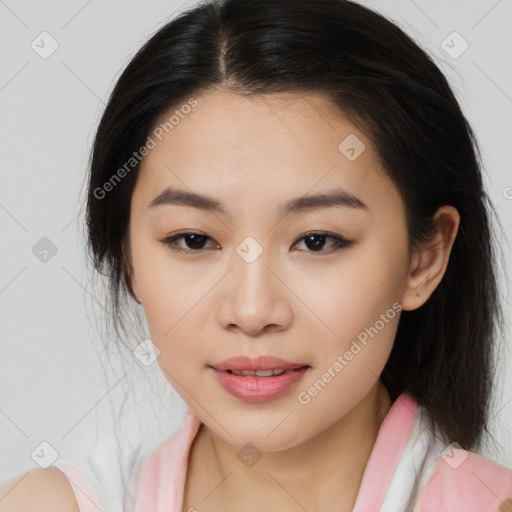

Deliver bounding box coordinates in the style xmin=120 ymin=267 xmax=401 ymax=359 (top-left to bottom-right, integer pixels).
xmin=1 ymin=0 xmax=511 ymax=489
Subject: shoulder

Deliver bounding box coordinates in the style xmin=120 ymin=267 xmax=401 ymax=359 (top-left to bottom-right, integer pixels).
xmin=417 ymin=447 xmax=512 ymax=511
xmin=0 ymin=468 xmax=79 ymax=512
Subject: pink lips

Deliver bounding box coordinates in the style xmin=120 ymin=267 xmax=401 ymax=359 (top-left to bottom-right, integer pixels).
xmin=209 ymin=356 xmax=310 ymax=403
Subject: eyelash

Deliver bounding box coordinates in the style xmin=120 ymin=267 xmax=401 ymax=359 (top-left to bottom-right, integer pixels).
xmin=160 ymin=231 xmax=354 ymax=255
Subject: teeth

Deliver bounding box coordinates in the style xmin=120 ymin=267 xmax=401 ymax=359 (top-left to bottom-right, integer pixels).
xmin=230 ymin=369 xmax=286 ymax=377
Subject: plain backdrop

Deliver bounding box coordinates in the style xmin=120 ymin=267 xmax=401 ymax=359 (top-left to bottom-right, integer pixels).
xmin=1 ymin=0 xmax=511 ymax=490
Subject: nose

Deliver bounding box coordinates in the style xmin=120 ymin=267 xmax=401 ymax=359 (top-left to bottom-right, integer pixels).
xmin=214 ymin=244 xmax=294 ymax=337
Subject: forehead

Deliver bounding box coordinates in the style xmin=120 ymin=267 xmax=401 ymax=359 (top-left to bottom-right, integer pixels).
xmin=134 ymin=89 xmax=399 ymax=215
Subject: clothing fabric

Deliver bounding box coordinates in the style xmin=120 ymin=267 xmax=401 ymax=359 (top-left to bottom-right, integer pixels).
xmin=55 ymin=393 xmax=512 ymax=511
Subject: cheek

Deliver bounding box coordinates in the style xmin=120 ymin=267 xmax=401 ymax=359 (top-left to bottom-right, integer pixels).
xmin=130 ymin=238 xmax=222 ymax=382
xmin=294 ymin=250 xmax=405 ymax=416
xmin=294 ymin=244 xmax=406 ymax=345
xmin=130 ymin=233 xmax=195 ymax=338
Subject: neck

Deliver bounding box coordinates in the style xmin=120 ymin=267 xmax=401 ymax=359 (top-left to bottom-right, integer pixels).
xmin=187 ymin=382 xmax=392 ymax=512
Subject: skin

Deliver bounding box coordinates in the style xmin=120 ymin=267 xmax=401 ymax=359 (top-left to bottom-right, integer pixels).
xmin=125 ymin=88 xmax=460 ymax=512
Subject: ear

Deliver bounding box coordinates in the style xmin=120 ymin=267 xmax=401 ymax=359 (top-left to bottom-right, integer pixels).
xmin=401 ymin=205 xmax=460 ymax=311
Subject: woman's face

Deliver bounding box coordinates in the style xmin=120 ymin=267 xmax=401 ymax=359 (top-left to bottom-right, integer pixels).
xmin=127 ymin=89 xmax=414 ymax=450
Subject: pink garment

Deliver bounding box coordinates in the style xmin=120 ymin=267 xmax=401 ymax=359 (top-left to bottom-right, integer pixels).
xmin=56 ymin=393 xmax=512 ymax=512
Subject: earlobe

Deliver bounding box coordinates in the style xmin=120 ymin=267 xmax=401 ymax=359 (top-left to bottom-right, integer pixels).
xmin=401 ymin=205 xmax=460 ymax=311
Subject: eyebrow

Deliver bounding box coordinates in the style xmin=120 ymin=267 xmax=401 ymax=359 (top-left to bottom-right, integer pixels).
xmin=147 ymin=186 xmax=368 ymax=217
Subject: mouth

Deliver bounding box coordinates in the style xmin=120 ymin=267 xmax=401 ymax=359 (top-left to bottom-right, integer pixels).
xmin=210 ymin=355 xmax=310 ymax=372
xmin=208 ymin=357 xmax=311 ymax=402
xmin=224 ymin=367 xmax=310 ymax=377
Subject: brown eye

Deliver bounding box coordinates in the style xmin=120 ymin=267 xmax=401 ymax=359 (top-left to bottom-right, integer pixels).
xmin=180 ymin=234 xmax=209 ymax=250
xmin=293 ymin=232 xmax=354 ymax=253
xmin=162 ymin=232 xmax=218 ymax=253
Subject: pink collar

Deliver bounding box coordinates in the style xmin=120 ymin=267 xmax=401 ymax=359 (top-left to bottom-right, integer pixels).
xmin=353 ymin=392 xmax=418 ymax=511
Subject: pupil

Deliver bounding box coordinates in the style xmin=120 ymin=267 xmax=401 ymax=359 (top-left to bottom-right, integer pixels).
xmin=186 ymin=234 xmax=206 ymax=249
xmin=306 ymin=235 xmax=325 ymax=251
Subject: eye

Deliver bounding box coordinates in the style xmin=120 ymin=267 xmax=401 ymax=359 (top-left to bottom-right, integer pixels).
xmin=161 ymin=232 xmax=219 ymax=253
xmin=160 ymin=231 xmax=354 ymax=254
xmin=292 ymin=232 xmax=354 ymax=253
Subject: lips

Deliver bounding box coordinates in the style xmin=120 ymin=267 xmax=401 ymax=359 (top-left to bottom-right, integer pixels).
xmin=211 ymin=355 xmax=309 ymax=372
xmin=209 ymin=356 xmax=311 ymax=402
